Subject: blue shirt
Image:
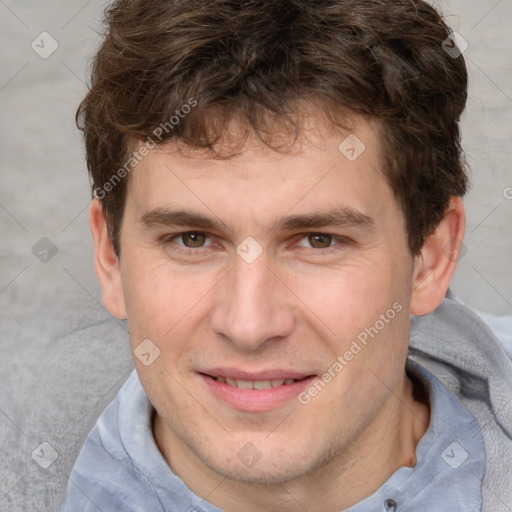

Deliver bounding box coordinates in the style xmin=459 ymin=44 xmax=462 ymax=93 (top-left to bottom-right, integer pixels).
xmin=59 ymin=359 xmax=486 ymax=512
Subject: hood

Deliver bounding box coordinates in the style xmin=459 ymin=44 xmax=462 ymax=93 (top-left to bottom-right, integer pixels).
xmin=409 ymin=297 xmax=512 ymax=511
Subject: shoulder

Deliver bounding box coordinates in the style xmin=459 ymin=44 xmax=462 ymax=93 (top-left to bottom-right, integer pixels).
xmin=58 ymin=370 xmax=164 ymax=512
xmin=472 ymin=310 xmax=512 ymax=359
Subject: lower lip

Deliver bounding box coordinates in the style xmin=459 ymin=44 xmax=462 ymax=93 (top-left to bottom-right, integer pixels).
xmin=200 ymin=374 xmax=316 ymax=412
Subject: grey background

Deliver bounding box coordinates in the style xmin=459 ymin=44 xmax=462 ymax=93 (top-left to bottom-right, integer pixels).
xmin=0 ymin=1 xmax=511 ymax=511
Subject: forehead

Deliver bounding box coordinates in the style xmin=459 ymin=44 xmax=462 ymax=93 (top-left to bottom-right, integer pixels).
xmin=125 ymin=114 xmax=398 ymax=230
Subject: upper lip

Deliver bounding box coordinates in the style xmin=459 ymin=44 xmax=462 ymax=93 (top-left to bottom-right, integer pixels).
xmin=200 ymin=368 xmax=315 ymax=381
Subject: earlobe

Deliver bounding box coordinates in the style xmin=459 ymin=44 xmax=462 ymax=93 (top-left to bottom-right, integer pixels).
xmin=89 ymin=199 xmax=127 ymax=319
xmin=410 ymin=197 xmax=466 ymax=316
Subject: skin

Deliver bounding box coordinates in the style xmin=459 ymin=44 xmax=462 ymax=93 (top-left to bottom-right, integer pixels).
xmin=91 ymin=114 xmax=465 ymax=512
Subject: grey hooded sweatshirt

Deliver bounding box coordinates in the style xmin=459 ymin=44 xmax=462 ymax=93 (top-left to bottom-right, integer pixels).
xmin=59 ymin=296 xmax=512 ymax=511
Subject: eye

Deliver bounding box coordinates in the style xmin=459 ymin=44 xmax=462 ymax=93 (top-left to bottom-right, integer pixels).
xmin=290 ymin=232 xmax=352 ymax=256
xmin=160 ymin=231 xmax=220 ymax=259
xmin=175 ymin=232 xmax=210 ymax=248
xmin=304 ymin=234 xmax=333 ymax=249
xmin=296 ymin=233 xmax=336 ymax=249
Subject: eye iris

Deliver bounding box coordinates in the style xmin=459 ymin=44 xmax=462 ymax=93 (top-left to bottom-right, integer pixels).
xmin=308 ymin=234 xmax=332 ymax=248
xmin=183 ymin=232 xmax=206 ymax=247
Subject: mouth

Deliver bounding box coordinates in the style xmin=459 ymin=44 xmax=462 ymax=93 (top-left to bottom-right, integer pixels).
xmin=199 ymin=370 xmax=316 ymax=412
xmin=204 ymin=374 xmax=309 ymax=390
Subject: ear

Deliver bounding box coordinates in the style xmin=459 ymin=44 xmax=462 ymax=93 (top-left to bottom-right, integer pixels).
xmin=410 ymin=197 xmax=465 ymax=316
xmin=89 ymin=199 xmax=127 ymax=319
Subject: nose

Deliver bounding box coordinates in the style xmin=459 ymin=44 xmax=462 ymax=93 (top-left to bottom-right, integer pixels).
xmin=210 ymin=253 xmax=295 ymax=351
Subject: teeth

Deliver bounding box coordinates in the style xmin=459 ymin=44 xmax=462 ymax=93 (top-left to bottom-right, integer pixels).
xmin=216 ymin=377 xmax=297 ymax=389
xmin=237 ymin=379 xmax=254 ymax=389
xmin=253 ymin=380 xmax=272 ymax=390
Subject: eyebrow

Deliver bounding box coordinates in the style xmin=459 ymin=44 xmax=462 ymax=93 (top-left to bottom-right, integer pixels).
xmin=138 ymin=206 xmax=374 ymax=233
xmin=273 ymin=207 xmax=375 ymax=232
xmin=139 ymin=209 xmax=230 ymax=232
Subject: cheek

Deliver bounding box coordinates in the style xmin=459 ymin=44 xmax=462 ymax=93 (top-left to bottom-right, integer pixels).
xmin=291 ymin=261 xmax=402 ymax=334
xmin=120 ymin=253 xmax=220 ymax=348
xmin=287 ymin=255 xmax=412 ymax=385
xmin=120 ymin=256 xmax=176 ymax=337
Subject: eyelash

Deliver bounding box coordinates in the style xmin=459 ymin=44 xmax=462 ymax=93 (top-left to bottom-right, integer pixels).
xmin=160 ymin=231 xmax=350 ymax=256
xmin=290 ymin=233 xmax=350 ymax=255
xmin=160 ymin=232 xmax=216 ymax=256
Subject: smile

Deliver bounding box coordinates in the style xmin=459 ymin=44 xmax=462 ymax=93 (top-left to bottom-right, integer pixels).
xmin=200 ymin=372 xmax=316 ymax=412
xmin=213 ymin=376 xmax=299 ymax=389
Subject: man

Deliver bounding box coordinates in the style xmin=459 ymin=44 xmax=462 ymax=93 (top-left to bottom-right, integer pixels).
xmin=59 ymin=0 xmax=512 ymax=510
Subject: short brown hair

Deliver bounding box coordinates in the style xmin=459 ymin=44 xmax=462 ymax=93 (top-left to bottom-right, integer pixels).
xmin=77 ymin=0 xmax=469 ymax=255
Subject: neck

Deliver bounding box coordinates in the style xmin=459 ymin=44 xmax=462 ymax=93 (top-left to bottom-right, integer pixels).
xmin=154 ymin=372 xmax=430 ymax=512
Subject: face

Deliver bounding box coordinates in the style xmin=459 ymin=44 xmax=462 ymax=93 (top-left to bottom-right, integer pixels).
xmin=114 ymin=117 xmax=416 ymax=484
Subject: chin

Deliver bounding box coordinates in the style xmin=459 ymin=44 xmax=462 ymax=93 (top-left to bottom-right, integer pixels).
xmin=194 ymin=440 xmax=329 ymax=486
xmin=210 ymin=461 xmax=308 ymax=486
